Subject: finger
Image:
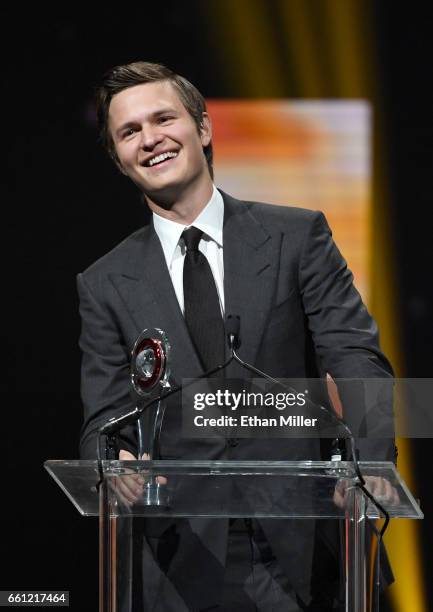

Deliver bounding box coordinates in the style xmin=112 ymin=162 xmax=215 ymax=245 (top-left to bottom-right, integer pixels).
xmin=378 ymin=478 xmax=392 ymax=501
xmin=119 ymin=449 xmax=137 ymax=461
xmin=376 ymin=477 xmax=388 ymax=498
xmin=117 ymin=450 xmax=145 ymax=501
xmin=122 ymin=475 xmax=145 ymax=496
xmin=112 ymin=484 xmax=134 ymax=507
xmin=336 ymin=478 xmax=351 ymax=496
xmin=365 ymin=476 xmax=385 ymax=499
xmin=109 ymin=478 xmax=135 ymax=507
xmin=382 ymin=480 xmax=400 ymax=506
xmin=118 ymin=450 xmax=145 ymax=486
xmin=140 ymin=452 xmax=168 ymax=485
xmin=333 ymin=479 xmax=350 ymax=509
xmin=382 ymin=479 xmax=394 ymax=501
xmin=114 ymin=476 xmax=143 ymax=504
xmin=333 ymin=489 xmax=345 ymax=509
xmin=391 ymin=486 xmax=401 ymax=506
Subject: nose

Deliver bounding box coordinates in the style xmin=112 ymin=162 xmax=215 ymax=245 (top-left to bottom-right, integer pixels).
xmin=139 ymin=124 xmax=164 ymax=151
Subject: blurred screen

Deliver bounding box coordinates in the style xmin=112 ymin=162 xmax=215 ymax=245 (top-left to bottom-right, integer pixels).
xmin=208 ymin=100 xmax=370 ymax=301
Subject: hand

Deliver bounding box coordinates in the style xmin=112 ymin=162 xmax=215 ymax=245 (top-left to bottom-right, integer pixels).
xmin=112 ymin=450 xmax=167 ymax=507
xmin=333 ymin=476 xmax=400 ymax=509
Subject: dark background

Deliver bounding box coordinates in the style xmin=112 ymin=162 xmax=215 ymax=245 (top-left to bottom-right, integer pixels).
xmin=4 ymin=2 xmax=433 ymax=610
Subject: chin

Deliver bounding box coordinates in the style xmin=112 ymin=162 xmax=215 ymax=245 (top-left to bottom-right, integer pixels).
xmin=143 ymin=181 xmax=184 ymax=203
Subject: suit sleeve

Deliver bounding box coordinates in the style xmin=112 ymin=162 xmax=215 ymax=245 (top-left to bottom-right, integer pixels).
xmin=77 ymin=272 xmax=137 ymax=459
xmin=298 ymin=212 xmax=396 ymax=461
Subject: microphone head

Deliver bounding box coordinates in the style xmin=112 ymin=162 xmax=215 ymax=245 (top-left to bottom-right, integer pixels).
xmin=225 ymin=314 xmax=241 ymax=349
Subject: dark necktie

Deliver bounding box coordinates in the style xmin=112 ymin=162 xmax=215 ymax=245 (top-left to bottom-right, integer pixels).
xmin=182 ymin=227 xmax=225 ymax=371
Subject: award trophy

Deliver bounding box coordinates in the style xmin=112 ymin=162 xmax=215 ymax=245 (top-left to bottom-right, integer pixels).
xmin=130 ymin=327 xmax=171 ymax=506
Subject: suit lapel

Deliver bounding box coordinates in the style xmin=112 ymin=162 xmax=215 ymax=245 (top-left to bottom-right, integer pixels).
xmin=110 ymin=223 xmax=204 ymax=384
xmin=222 ymin=191 xmax=281 ymax=368
xmin=110 ymin=192 xmax=281 ymax=383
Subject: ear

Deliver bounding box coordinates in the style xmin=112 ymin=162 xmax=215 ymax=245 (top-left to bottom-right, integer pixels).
xmin=199 ymin=112 xmax=212 ymax=147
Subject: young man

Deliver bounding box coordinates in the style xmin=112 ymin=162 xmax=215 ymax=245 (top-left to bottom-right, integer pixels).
xmin=78 ymin=62 xmax=395 ymax=611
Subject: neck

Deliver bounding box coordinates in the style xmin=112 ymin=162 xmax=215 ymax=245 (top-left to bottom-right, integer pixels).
xmin=146 ymin=178 xmax=214 ymax=226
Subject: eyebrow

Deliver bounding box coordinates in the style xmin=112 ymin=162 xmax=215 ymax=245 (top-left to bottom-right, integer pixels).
xmin=115 ymin=107 xmax=179 ymax=136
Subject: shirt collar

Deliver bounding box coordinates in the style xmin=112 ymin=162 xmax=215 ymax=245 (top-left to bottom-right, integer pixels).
xmin=153 ymin=186 xmax=224 ymax=267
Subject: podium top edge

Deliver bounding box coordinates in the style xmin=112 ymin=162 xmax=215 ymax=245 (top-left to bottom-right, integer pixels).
xmin=44 ymin=460 xmax=396 ymax=469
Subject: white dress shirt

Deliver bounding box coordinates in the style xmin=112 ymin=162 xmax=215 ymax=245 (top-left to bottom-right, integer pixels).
xmin=153 ymin=186 xmax=225 ymax=315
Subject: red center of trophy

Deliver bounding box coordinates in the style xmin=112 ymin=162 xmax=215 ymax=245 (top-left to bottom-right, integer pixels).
xmin=133 ymin=338 xmax=164 ymax=392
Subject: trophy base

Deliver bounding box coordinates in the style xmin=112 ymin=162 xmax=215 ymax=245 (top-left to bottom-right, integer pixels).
xmin=142 ymin=480 xmax=169 ymax=507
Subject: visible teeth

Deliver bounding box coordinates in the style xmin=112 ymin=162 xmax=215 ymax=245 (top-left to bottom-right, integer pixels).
xmin=148 ymin=151 xmax=178 ymax=167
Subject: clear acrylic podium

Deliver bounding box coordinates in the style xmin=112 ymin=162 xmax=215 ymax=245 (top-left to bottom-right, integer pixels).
xmin=45 ymin=460 xmax=422 ymax=611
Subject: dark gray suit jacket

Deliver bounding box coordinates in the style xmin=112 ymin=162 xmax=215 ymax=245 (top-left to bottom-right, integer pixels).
xmin=77 ymin=190 xmax=394 ymax=608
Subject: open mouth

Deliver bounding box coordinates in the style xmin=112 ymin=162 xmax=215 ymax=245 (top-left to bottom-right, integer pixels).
xmin=144 ymin=151 xmax=178 ymax=168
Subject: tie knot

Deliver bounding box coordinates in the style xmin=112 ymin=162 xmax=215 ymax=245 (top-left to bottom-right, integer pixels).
xmin=182 ymin=227 xmax=204 ymax=252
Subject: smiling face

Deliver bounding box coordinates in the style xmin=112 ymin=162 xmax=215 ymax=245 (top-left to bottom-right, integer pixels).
xmin=108 ymin=80 xmax=212 ymax=209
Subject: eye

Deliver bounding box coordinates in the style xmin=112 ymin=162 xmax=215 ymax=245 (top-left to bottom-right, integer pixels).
xmin=158 ymin=115 xmax=174 ymax=124
xmin=121 ymin=127 xmax=138 ymax=139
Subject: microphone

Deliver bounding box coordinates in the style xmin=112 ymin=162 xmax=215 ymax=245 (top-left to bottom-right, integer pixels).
xmin=226 ymin=314 xmax=240 ymax=350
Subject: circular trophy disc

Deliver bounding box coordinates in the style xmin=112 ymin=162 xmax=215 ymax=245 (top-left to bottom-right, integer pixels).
xmin=131 ymin=328 xmax=171 ymax=396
